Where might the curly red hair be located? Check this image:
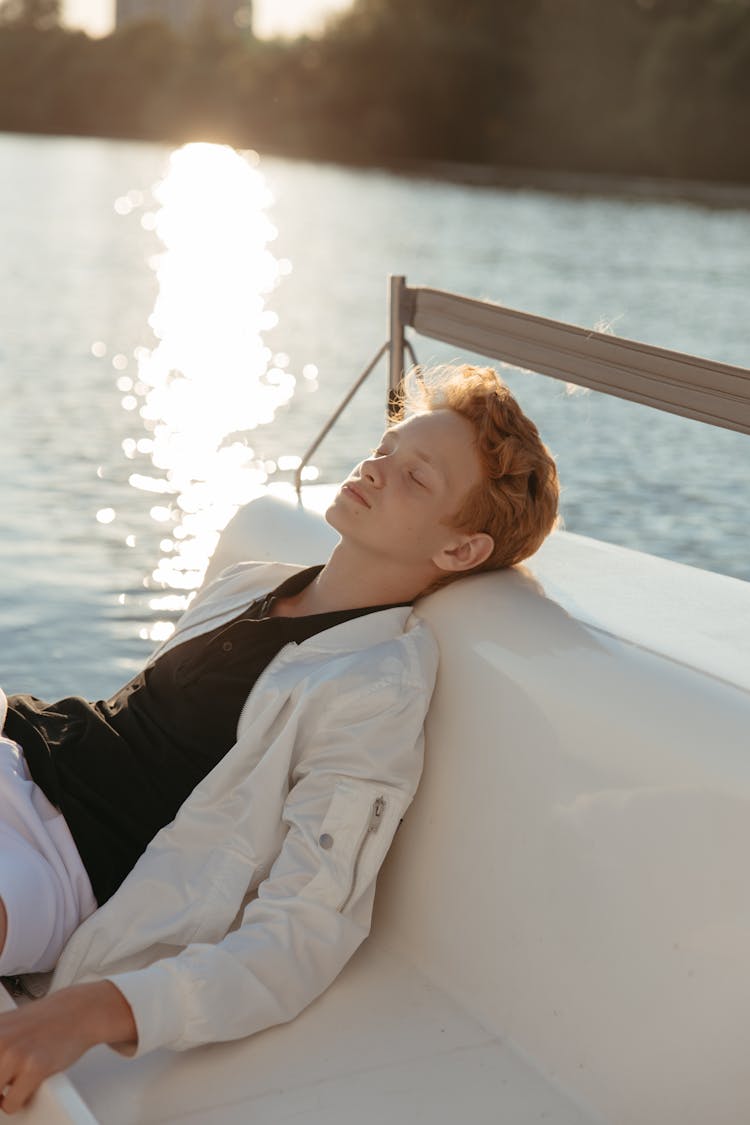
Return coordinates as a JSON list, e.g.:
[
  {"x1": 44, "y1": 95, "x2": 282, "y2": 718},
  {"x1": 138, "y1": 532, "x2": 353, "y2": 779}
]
[{"x1": 393, "y1": 363, "x2": 561, "y2": 591}]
